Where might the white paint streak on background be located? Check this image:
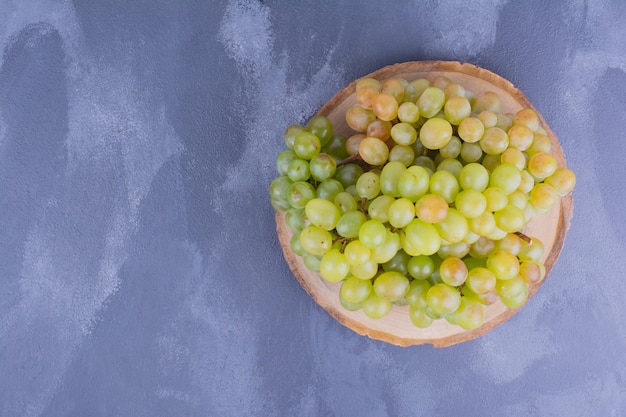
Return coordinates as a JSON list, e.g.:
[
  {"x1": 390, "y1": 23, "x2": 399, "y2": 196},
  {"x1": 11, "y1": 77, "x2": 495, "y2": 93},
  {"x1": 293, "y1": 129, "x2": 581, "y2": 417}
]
[{"x1": 0, "y1": 1, "x2": 182, "y2": 415}]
